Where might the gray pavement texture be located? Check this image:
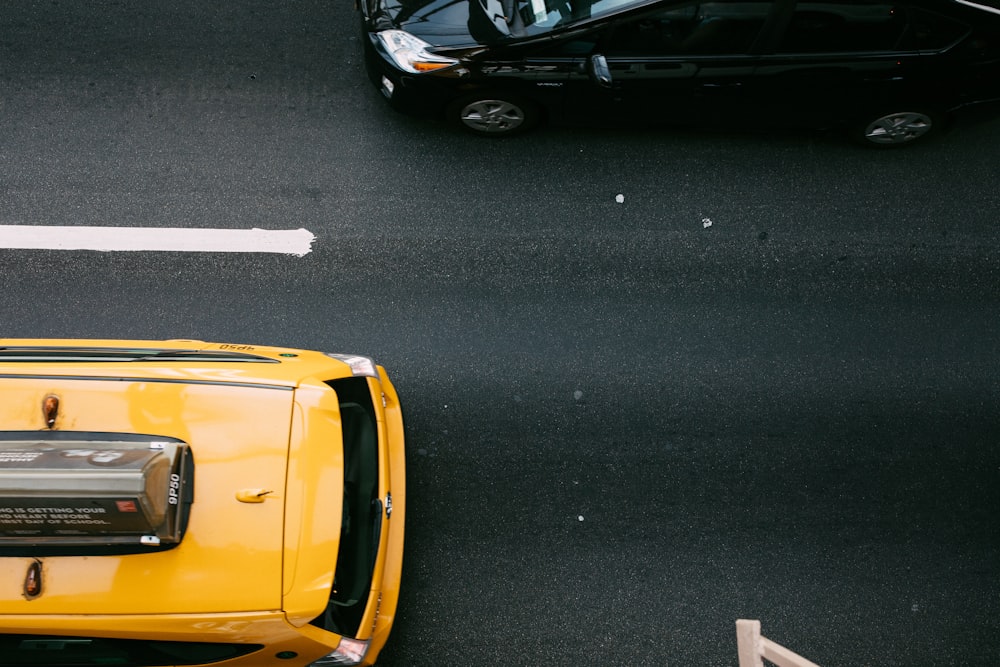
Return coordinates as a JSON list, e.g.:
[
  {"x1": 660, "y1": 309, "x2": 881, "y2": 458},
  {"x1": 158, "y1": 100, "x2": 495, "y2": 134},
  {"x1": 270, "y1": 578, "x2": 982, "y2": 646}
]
[{"x1": 1, "y1": 1, "x2": 999, "y2": 665}]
